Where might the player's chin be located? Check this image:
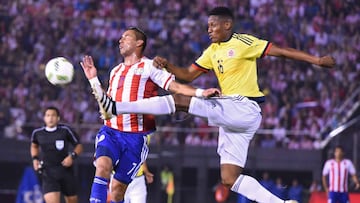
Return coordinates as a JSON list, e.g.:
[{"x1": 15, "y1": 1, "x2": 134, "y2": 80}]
[{"x1": 210, "y1": 37, "x2": 219, "y2": 43}]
